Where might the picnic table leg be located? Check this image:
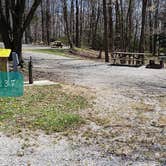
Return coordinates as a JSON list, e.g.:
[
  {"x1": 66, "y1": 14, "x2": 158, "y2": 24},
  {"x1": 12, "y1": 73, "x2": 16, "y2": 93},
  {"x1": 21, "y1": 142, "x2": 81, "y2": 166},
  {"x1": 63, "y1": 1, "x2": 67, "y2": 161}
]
[
  {"x1": 142, "y1": 55, "x2": 144, "y2": 65},
  {"x1": 132, "y1": 55, "x2": 135, "y2": 65},
  {"x1": 128, "y1": 55, "x2": 131, "y2": 65}
]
